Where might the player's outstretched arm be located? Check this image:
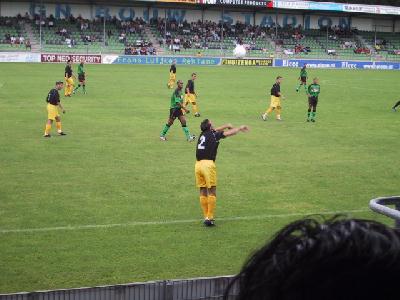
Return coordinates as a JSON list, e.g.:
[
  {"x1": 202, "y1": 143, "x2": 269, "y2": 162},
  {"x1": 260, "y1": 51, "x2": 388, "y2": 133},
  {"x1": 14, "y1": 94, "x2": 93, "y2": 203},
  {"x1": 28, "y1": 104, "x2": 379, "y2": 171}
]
[
  {"x1": 214, "y1": 123, "x2": 233, "y2": 132},
  {"x1": 223, "y1": 125, "x2": 249, "y2": 137}
]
